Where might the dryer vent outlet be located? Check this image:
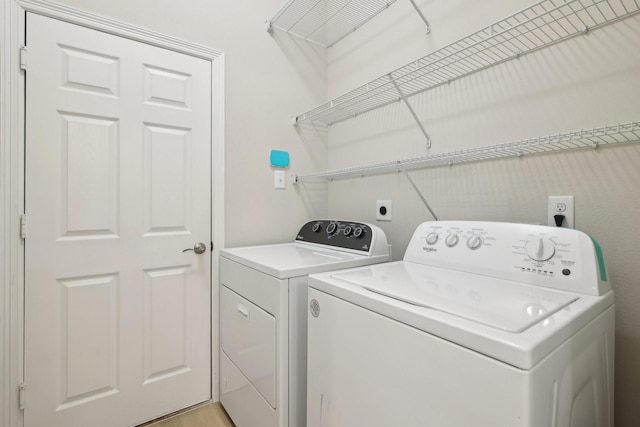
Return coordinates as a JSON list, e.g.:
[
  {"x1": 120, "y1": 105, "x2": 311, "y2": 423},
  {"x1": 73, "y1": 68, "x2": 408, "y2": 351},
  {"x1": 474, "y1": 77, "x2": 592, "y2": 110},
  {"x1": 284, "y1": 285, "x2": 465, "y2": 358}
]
[{"x1": 376, "y1": 200, "x2": 392, "y2": 221}]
